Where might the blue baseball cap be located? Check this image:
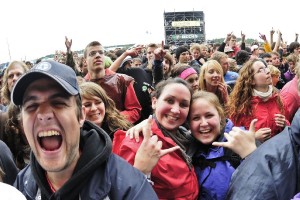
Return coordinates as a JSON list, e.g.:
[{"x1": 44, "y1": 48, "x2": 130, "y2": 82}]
[{"x1": 12, "y1": 60, "x2": 79, "y2": 106}]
